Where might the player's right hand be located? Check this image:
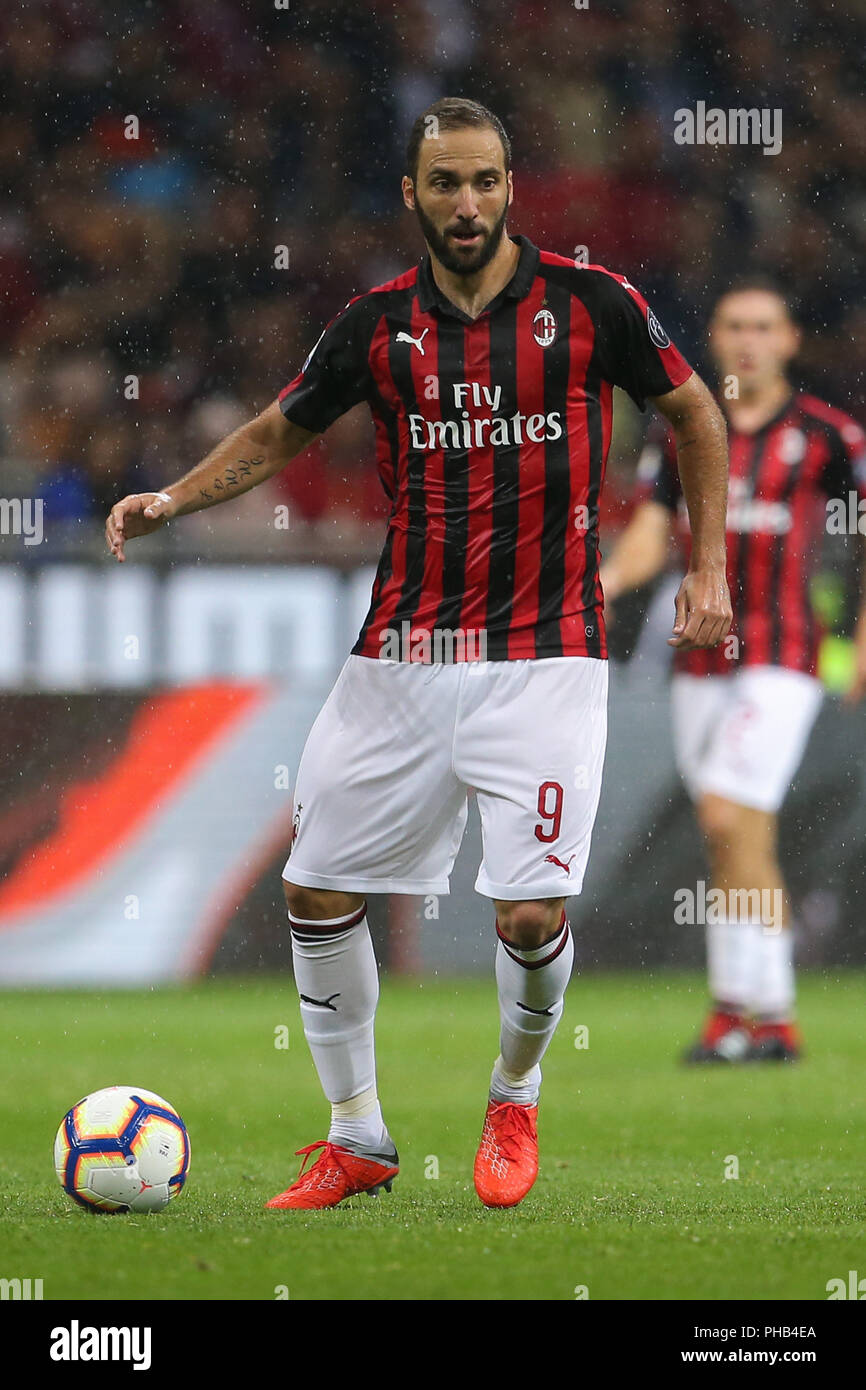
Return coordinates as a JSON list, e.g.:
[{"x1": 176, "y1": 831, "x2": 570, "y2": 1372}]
[
  {"x1": 668, "y1": 564, "x2": 732, "y2": 650},
  {"x1": 105, "y1": 492, "x2": 176, "y2": 563}
]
